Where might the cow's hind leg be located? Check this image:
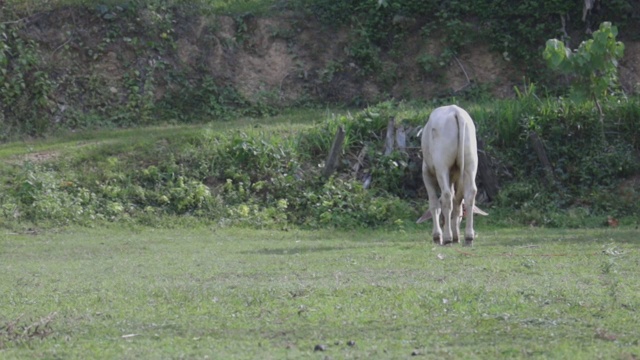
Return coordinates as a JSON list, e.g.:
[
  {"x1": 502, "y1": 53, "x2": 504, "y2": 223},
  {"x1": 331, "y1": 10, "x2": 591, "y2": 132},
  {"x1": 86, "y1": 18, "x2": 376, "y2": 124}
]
[
  {"x1": 437, "y1": 173, "x2": 454, "y2": 245},
  {"x1": 422, "y1": 164, "x2": 442, "y2": 244},
  {"x1": 451, "y1": 184, "x2": 464, "y2": 243},
  {"x1": 463, "y1": 178, "x2": 478, "y2": 246}
]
